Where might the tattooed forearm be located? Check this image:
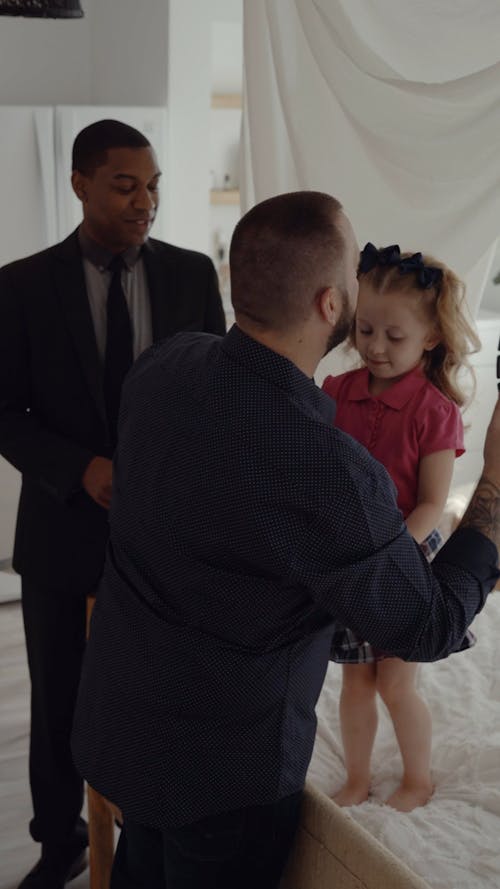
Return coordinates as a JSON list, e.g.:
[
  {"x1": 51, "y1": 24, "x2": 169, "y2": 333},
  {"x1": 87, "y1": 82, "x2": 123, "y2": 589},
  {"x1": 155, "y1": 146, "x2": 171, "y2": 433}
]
[{"x1": 460, "y1": 475, "x2": 500, "y2": 549}]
